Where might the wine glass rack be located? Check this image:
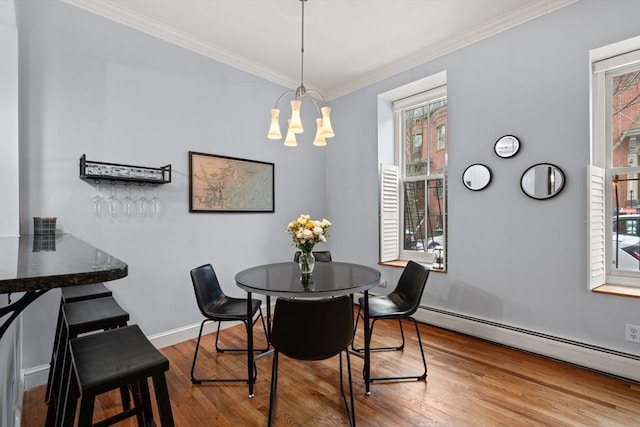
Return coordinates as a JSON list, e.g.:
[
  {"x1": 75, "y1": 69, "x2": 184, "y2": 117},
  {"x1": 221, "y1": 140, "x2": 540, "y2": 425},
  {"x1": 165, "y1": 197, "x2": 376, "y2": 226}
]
[{"x1": 79, "y1": 154, "x2": 171, "y2": 185}]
